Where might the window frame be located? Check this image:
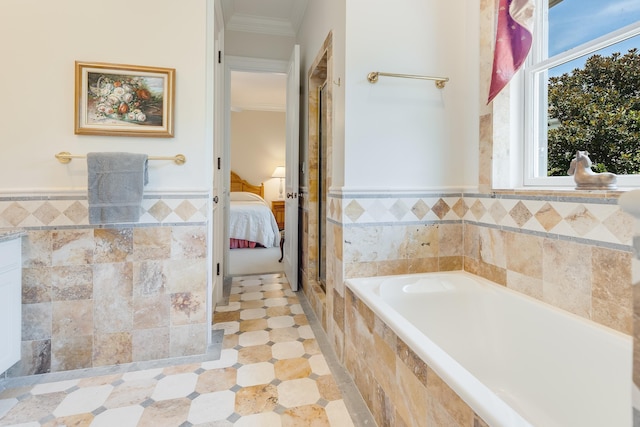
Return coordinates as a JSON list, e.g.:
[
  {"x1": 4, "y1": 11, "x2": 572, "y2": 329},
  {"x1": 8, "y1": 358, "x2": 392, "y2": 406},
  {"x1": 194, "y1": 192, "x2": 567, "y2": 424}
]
[{"x1": 523, "y1": 2, "x2": 640, "y2": 188}]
